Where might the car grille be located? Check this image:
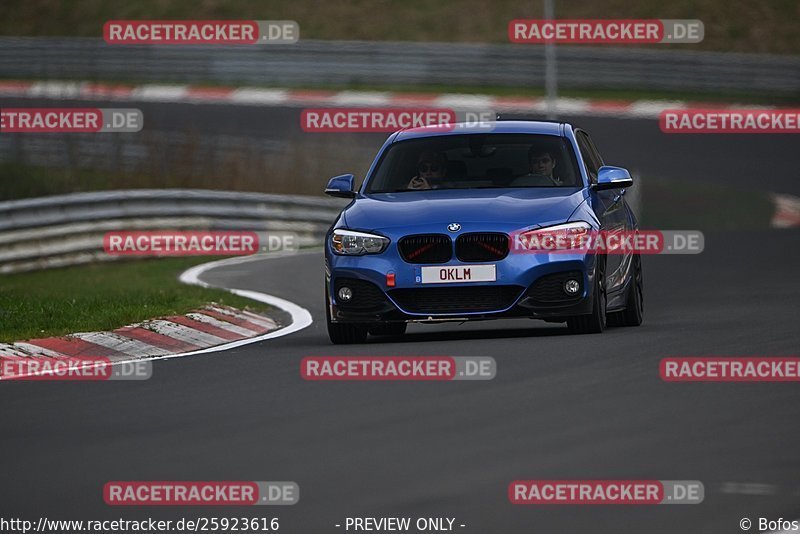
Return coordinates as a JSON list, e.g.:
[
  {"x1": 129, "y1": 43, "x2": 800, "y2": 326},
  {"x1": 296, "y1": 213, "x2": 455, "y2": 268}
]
[
  {"x1": 398, "y1": 234, "x2": 452, "y2": 264},
  {"x1": 455, "y1": 233, "x2": 509, "y2": 262},
  {"x1": 389, "y1": 285, "x2": 524, "y2": 314},
  {"x1": 527, "y1": 271, "x2": 583, "y2": 304},
  {"x1": 334, "y1": 278, "x2": 390, "y2": 311}
]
